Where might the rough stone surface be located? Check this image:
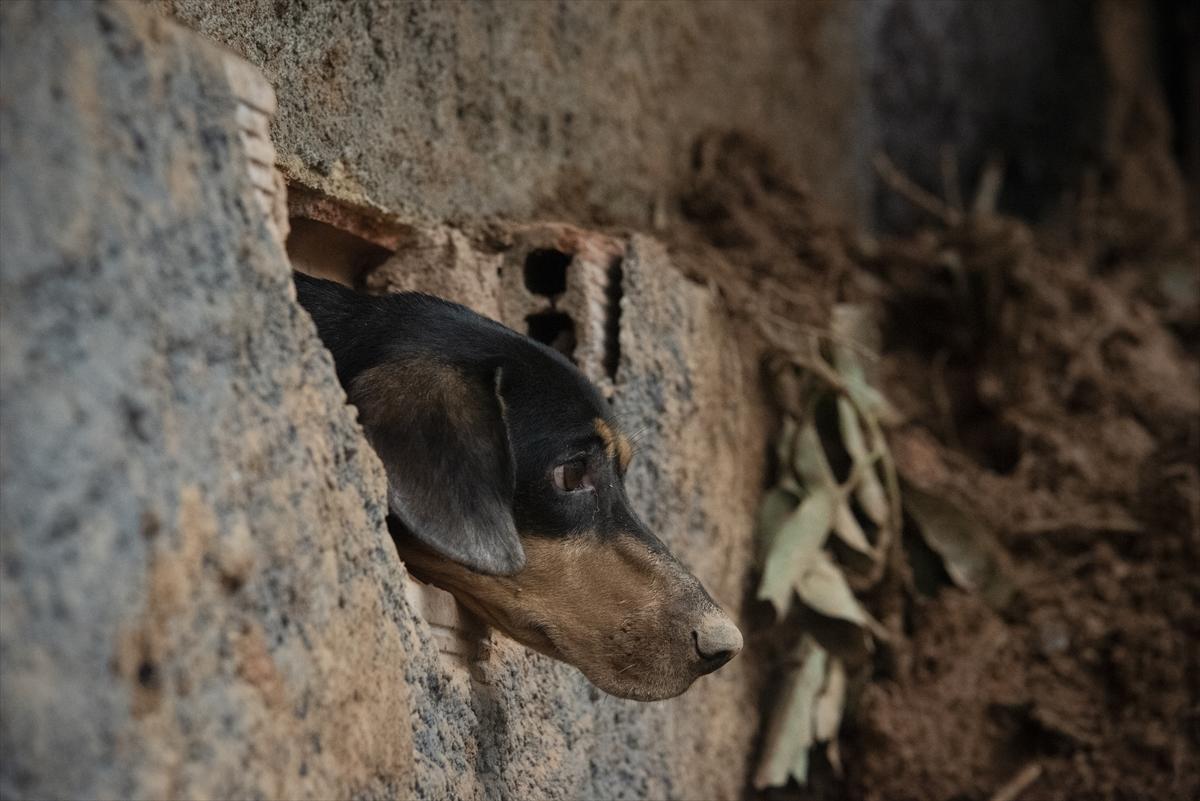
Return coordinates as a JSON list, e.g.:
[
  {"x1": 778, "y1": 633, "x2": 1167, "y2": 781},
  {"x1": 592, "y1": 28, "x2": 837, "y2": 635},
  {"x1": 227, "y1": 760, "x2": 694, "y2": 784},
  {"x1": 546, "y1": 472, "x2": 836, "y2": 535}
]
[
  {"x1": 0, "y1": 4, "x2": 430, "y2": 798},
  {"x1": 158, "y1": 0, "x2": 1140, "y2": 237},
  {"x1": 365, "y1": 226, "x2": 504, "y2": 322},
  {"x1": 158, "y1": 0, "x2": 866, "y2": 227}
]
